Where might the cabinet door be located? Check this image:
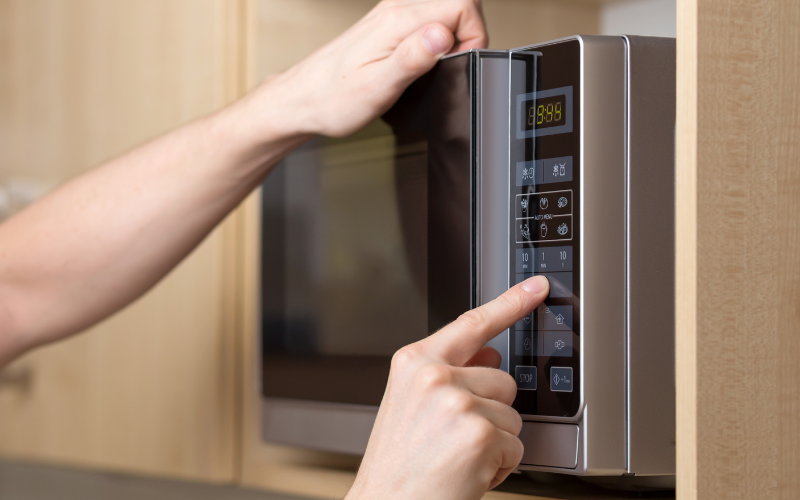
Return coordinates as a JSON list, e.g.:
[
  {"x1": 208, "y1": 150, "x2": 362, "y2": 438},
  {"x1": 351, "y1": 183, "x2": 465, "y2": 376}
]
[{"x1": 0, "y1": 0, "x2": 244, "y2": 482}]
